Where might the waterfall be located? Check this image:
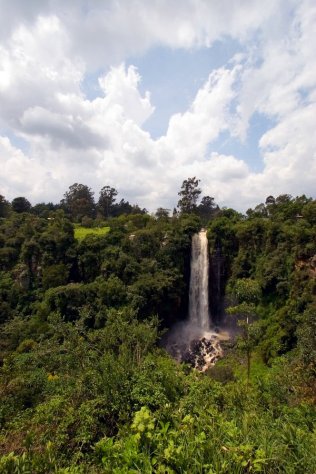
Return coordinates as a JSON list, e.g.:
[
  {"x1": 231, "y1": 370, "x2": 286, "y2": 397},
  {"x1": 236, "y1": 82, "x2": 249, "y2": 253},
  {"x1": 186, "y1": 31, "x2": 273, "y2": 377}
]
[
  {"x1": 163, "y1": 229, "x2": 228, "y2": 371},
  {"x1": 188, "y1": 230, "x2": 210, "y2": 331}
]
